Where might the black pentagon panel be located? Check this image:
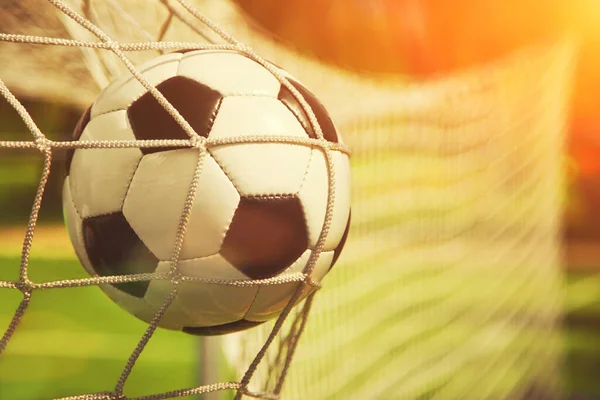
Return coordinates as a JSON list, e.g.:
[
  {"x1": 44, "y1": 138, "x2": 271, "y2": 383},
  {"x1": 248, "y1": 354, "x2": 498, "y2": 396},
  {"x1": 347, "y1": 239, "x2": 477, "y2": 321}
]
[
  {"x1": 127, "y1": 76, "x2": 223, "y2": 154},
  {"x1": 331, "y1": 210, "x2": 351, "y2": 270},
  {"x1": 183, "y1": 319, "x2": 265, "y2": 336},
  {"x1": 82, "y1": 211, "x2": 158, "y2": 298},
  {"x1": 65, "y1": 106, "x2": 92, "y2": 175},
  {"x1": 221, "y1": 196, "x2": 308, "y2": 280},
  {"x1": 277, "y1": 77, "x2": 339, "y2": 143}
]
